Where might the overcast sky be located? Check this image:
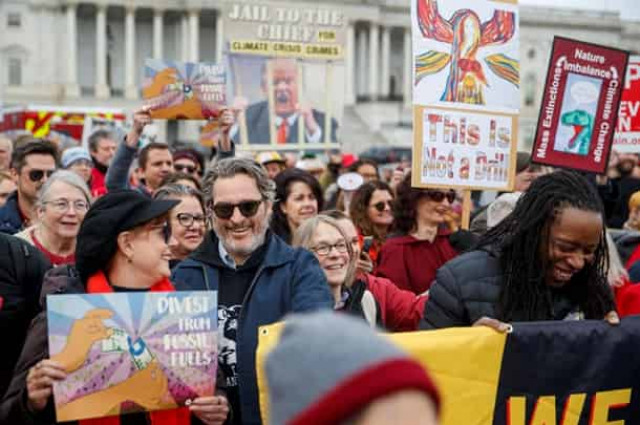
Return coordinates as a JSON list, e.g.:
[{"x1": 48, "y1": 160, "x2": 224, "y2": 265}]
[{"x1": 519, "y1": 0, "x2": 640, "y2": 21}]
